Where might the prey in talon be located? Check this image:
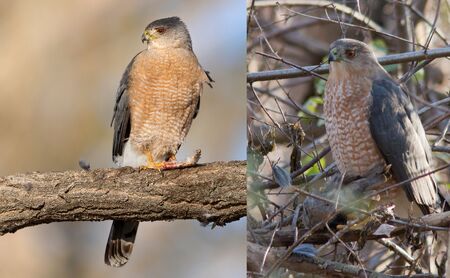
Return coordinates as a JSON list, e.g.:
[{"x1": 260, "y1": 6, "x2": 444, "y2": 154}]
[{"x1": 143, "y1": 149, "x2": 202, "y2": 171}]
